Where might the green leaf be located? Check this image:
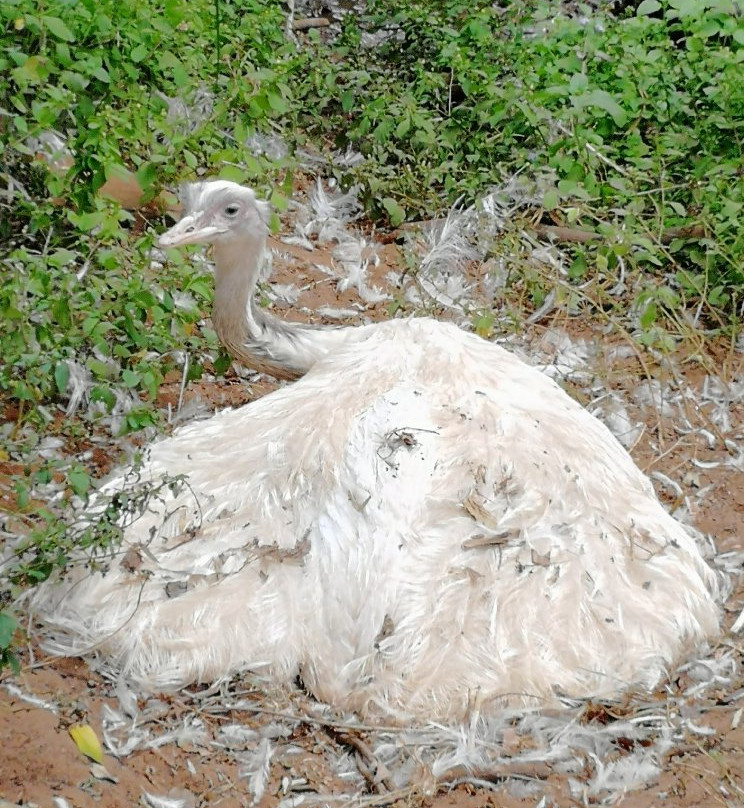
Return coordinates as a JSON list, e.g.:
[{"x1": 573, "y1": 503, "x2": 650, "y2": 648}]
[
  {"x1": 640, "y1": 301, "x2": 657, "y2": 330},
  {"x1": 121, "y1": 369, "x2": 141, "y2": 387},
  {"x1": 213, "y1": 352, "x2": 232, "y2": 376},
  {"x1": 0, "y1": 612, "x2": 17, "y2": 648},
  {"x1": 47, "y1": 249, "x2": 77, "y2": 268},
  {"x1": 573, "y1": 90, "x2": 627, "y2": 125},
  {"x1": 381, "y1": 197, "x2": 406, "y2": 227},
  {"x1": 395, "y1": 116, "x2": 411, "y2": 138},
  {"x1": 67, "y1": 470, "x2": 91, "y2": 498},
  {"x1": 270, "y1": 189, "x2": 288, "y2": 211},
  {"x1": 54, "y1": 362, "x2": 69, "y2": 394},
  {"x1": 61, "y1": 70, "x2": 88, "y2": 93},
  {"x1": 472, "y1": 312, "x2": 494, "y2": 338},
  {"x1": 139, "y1": 370, "x2": 159, "y2": 398},
  {"x1": 266, "y1": 91, "x2": 288, "y2": 113},
  {"x1": 131, "y1": 43, "x2": 149, "y2": 63},
  {"x1": 667, "y1": 0, "x2": 699, "y2": 17},
  {"x1": 636, "y1": 0, "x2": 661, "y2": 14},
  {"x1": 135, "y1": 162, "x2": 158, "y2": 192},
  {"x1": 42, "y1": 16, "x2": 75, "y2": 42},
  {"x1": 172, "y1": 61, "x2": 189, "y2": 88},
  {"x1": 340, "y1": 89, "x2": 354, "y2": 113},
  {"x1": 218, "y1": 165, "x2": 247, "y2": 183},
  {"x1": 68, "y1": 209, "x2": 105, "y2": 232},
  {"x1": 164, "y1": 0, "x2": 185, "y2": 25},
  {"x1": 86, "y1": 357, "x2": 114, "y2": 379},
  {"x1": 543, "y1": 189, "x2": 560, "y2": 211}
]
